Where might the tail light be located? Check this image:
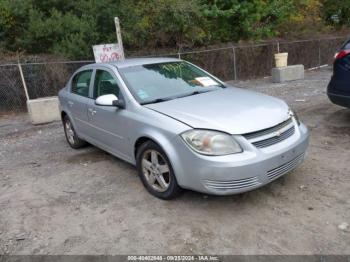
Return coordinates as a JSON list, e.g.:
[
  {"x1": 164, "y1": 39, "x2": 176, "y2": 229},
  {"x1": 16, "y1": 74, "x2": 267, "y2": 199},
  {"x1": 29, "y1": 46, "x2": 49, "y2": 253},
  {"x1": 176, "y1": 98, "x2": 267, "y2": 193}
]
[{"x1": 334, "y1": 49, "x2": 350, "y2": 60}]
